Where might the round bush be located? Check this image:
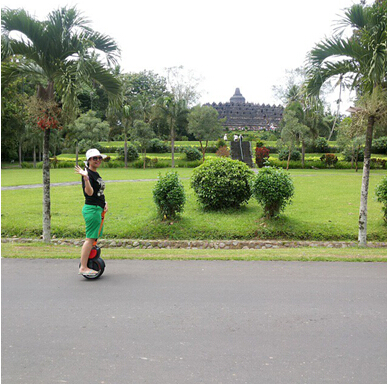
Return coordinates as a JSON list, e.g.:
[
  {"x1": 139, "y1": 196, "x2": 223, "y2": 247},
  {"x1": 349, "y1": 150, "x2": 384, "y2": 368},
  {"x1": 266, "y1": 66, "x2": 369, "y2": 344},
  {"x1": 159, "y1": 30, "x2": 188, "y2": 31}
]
[
  {"x1": 251, "y1": 167, "x2": 294, "y2": 218},
  {"x1": 278, "y1": 148, "x2": 301, "y2": 161},
  {"x1": 184, "y1": 146, "x2": 202, "y2": 161},
  {"x1": 153, "y1": 171, "x2": 186, "y2": 219},
  {"x1": 314, "y1": 137, "x2": 330, "y2": 153},
  {"x1": 191, "y1": 158, "x2": 254, "y2": 210},
  {"x1": 343, "y1": 148, "x2": 364, "y2": 162},
  {"x1": 116, "y1": 144, "x2": 139, "y2": 161},
  {"x1": 375, "y1": 176, "x2": 387, "y2": 222},
  {"x1": 147, "y1": 138, "x2": 169, "y2": 153}
]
